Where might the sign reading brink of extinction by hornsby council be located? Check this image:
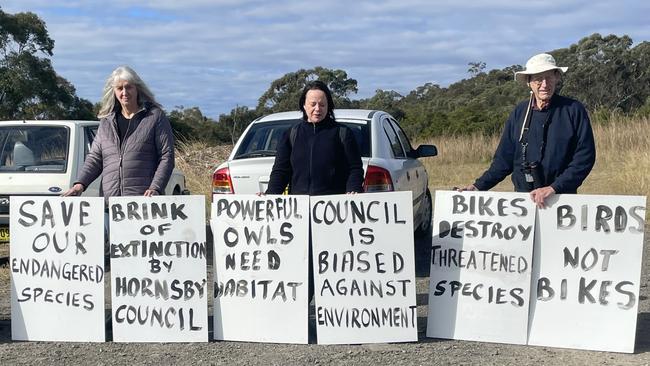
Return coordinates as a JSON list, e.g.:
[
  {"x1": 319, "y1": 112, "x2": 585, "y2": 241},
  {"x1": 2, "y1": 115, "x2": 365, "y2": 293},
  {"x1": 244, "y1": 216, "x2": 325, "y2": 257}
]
[
  {"x1": 211, "y1": 195, "x2": 310, "y2": 344},
  {"x1": 10, "y1": 197, "x2": 105, "y2": 342},
  {"x1": 528, "y1": 194, "x2": 647, "y2": 353},
  {"x1": 427, "y1": 191, "x2": 536, "y2": 345},
  {"x1": 109, "y1": 195, "x2": 208, "y2": 342},
  {"x1": 311, "y1": 191, "x2": 418, "y2": 344}
]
